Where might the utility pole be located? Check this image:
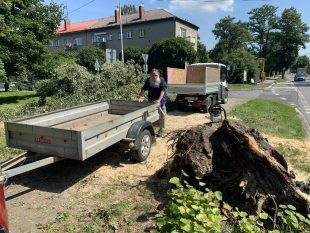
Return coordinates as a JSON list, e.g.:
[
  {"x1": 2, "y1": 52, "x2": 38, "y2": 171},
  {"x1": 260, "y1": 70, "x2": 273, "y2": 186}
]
[{"x1": 119, "y1": 0, "x2": 124, "y2": 62}]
